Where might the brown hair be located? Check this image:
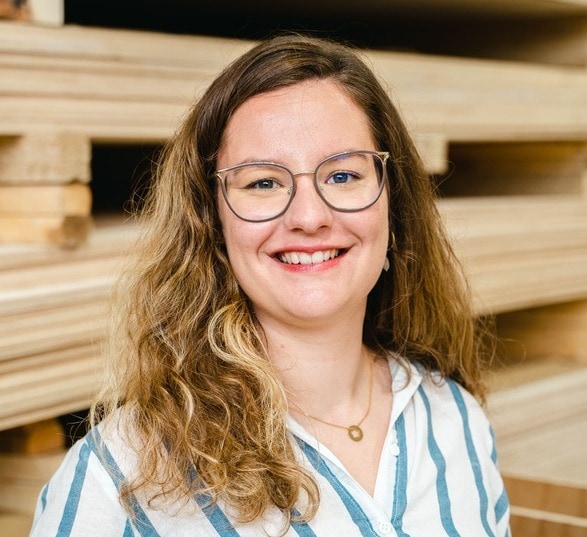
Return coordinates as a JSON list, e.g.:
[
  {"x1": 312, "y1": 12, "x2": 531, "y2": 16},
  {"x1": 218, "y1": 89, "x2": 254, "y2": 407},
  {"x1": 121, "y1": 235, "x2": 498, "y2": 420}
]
[{"x1": 94, "y1": 33, "x2": 492, "y2": 527}]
